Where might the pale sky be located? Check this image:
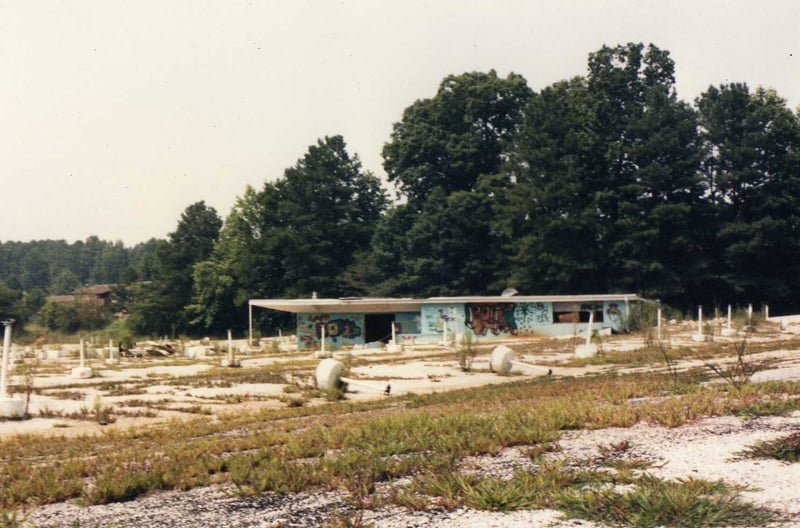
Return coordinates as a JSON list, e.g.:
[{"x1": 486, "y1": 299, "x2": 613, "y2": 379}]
[{"x1": 2, "y1": 0, "x2": 797, "y2": 246}]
